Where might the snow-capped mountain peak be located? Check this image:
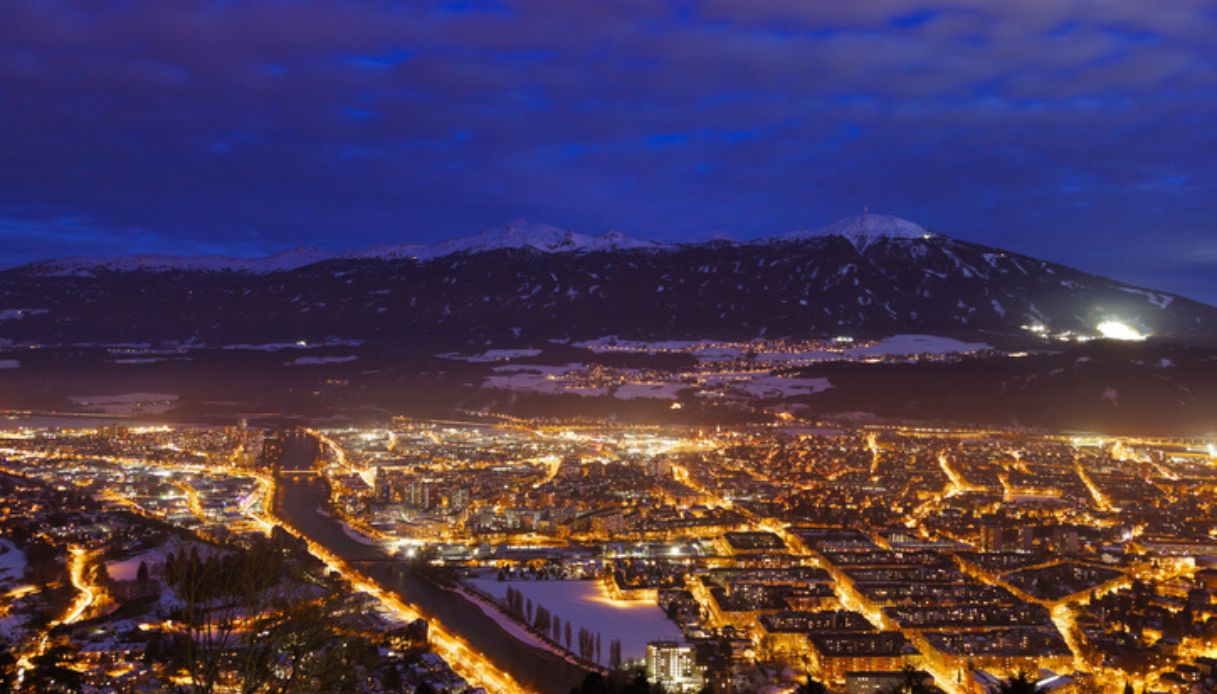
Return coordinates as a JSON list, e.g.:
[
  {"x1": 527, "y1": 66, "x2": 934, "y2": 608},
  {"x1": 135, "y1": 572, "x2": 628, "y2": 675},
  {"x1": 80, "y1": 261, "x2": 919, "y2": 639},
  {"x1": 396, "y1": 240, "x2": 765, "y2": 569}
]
[
  {"x1": 345, "y1": 243, "x2": 430, "y2": 261},
  {"x1": 432, "y1": 220, "x2": 580, "y2": 255},
  {"x1": 781, "y1": 213, "x2": 936, "y2": 251},
  {"x1": 430, "y1": 220, "x2": 664, "y2": 256},
  {"x1": 3, "y1": 214, "x2": 1215, "y2": 350},
  {"x1": 347, "y1": 220, "x2": 666, "y2": 261}
]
